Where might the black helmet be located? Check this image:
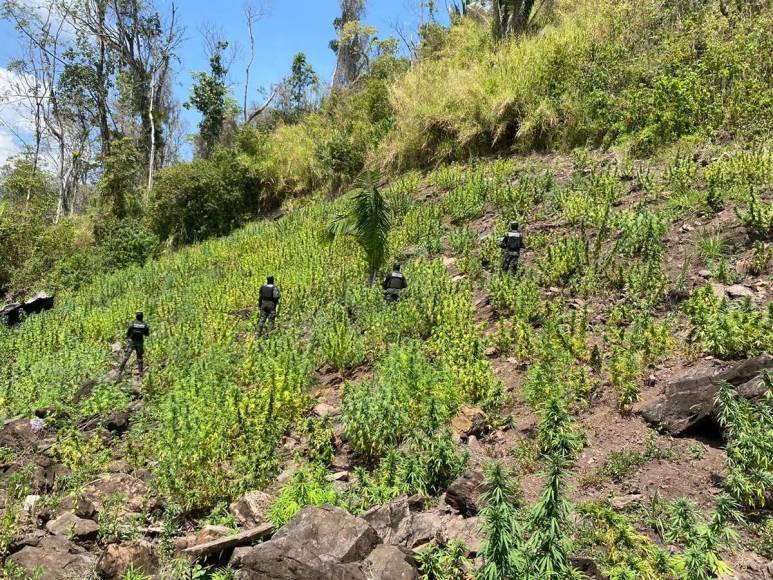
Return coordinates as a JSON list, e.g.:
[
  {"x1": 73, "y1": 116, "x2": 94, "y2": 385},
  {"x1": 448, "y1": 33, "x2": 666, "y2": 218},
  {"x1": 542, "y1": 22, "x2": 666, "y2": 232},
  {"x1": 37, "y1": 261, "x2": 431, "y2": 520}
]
[
  {"x1": 510, "y1": 221, "x2": 519, "y2": 231},
  {"x1": 393, "y1": 263, "x2": 401, "y2": 272},
  {"x1": 136, "y1": 311, "x2": 144, "y2": 321},
  {"x1": 267, "y1": 276, "x2": 274, "y2": 285}
]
